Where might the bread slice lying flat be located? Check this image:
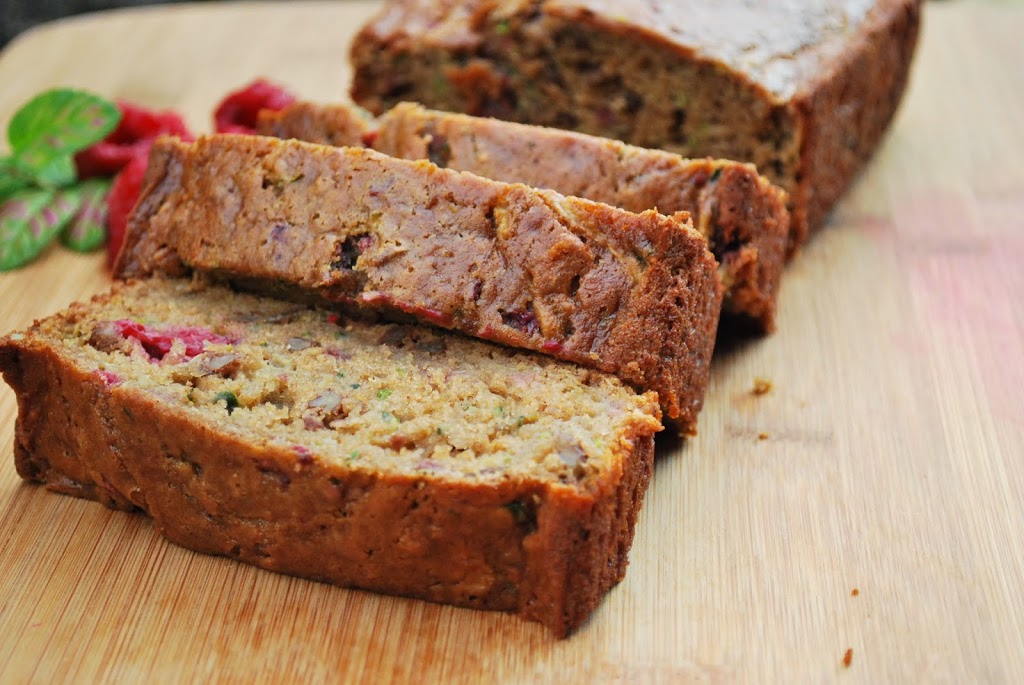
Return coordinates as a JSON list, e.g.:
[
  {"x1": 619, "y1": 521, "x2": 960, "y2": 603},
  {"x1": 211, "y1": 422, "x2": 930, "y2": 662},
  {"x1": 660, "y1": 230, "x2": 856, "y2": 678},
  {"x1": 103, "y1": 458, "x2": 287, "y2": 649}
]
[
  {"x1": 116, "y1": 134, "x2": 722, "y2": 434},
  {"x1": 260, "y1": 101, "x2": 789, "y2": 331},
  {"x1": 0, "y1": 277, "x2": 662, "y2": 636}
]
